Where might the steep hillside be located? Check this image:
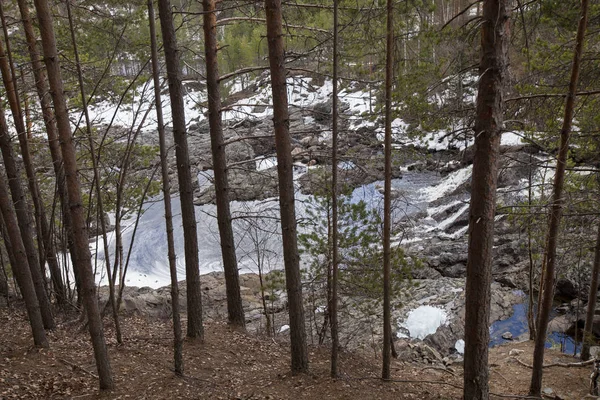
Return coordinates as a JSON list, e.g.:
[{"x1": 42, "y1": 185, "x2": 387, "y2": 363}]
[{"x1": 0, "y1": 305, "x2": 591, "y2": 399}]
